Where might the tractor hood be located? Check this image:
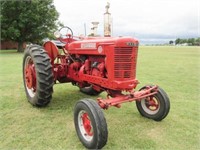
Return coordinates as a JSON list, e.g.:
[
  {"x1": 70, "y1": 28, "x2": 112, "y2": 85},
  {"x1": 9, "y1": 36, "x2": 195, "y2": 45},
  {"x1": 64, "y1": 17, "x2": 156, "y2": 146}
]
[{"x1": 68, "y1": 36, "x2": 139, "y2": 55}]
